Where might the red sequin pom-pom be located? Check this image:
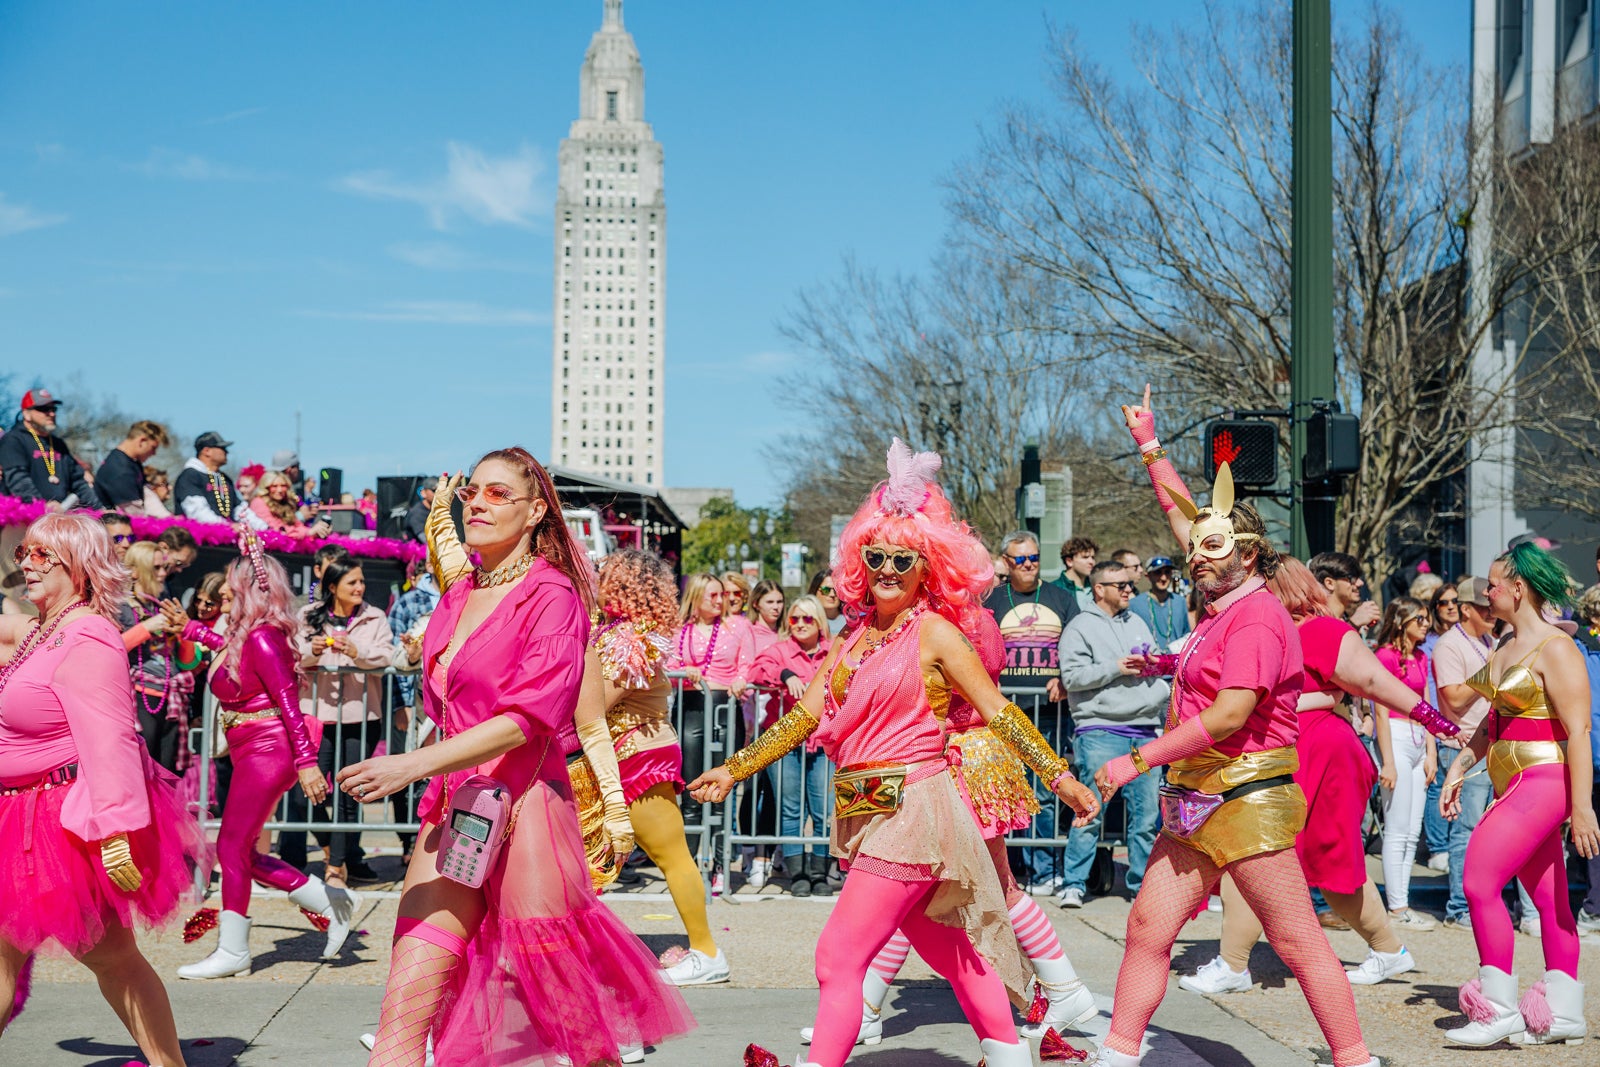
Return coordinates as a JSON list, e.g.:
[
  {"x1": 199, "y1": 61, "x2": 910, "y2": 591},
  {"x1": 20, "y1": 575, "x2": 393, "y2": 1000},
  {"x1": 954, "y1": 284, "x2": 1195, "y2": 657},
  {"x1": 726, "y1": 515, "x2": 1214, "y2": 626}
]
[
  {"x1": 182, "y1": 907, "x2": 219, "y2": 944},
  {"x1": 299, "y1": 906, "x2": 331, "y2": 933},
  {"x1": 742, "y1": 1043, "x2": 783, "y2": 1067},
  {"x1": 1040, "y1": 1027, "x2": 1090, "y2": 1061},
  {"x1": 1026, "y1": 982, "x2": 1050, "y2": 1024}
]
